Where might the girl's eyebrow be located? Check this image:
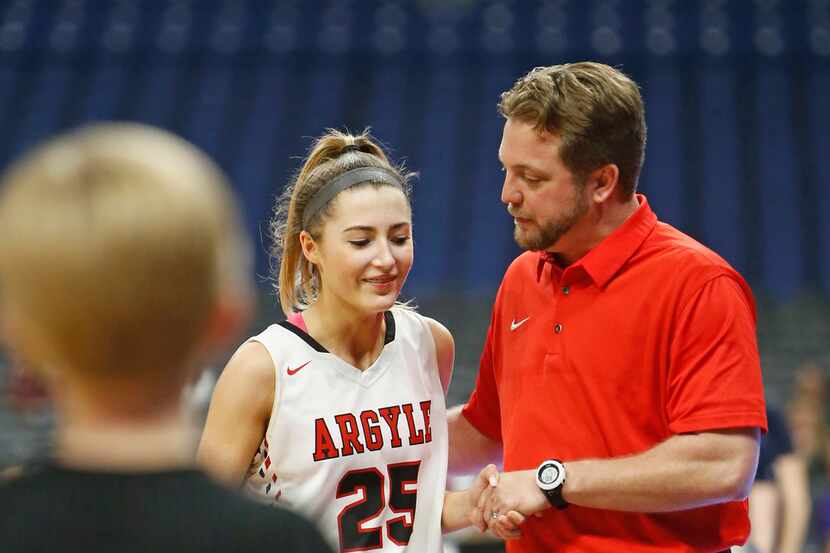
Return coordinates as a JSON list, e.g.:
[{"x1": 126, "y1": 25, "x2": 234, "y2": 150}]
[{"x1": 343, "y1": 222, "x2": 410, "y2": 232}]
